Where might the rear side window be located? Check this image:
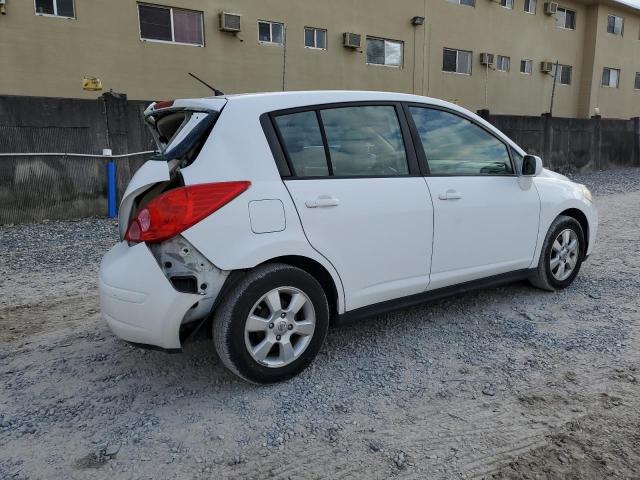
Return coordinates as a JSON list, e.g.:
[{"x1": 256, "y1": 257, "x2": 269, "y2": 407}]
[
  {"x1": 320, "y1": 106, "x2": 408, "y2": 176},
  {"x1": 273, "y1": 112, "x2": 329, "y2": 177},
  {"x1": 409, "y1": 107, "x2": 513, "y2": 176},
  {"x1": 274, "y1": 105, "x2": 409, "y2": 177}
]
